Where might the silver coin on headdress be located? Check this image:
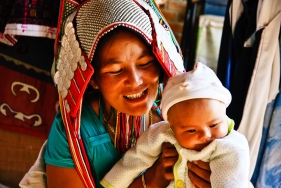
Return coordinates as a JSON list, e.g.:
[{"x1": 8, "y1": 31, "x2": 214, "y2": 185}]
[
  {"x1": 80, "y1": 55, "x2": 87, "y2": 71},
  {"x1": 71, "y1": 61, "x2": 78, "y2": 72},
  {"x1": 61, "y1": 35, "x2": 67, "y2": 47},
  {"x1": 65, "y1": 22, "x2": 73, "y2": 36},
  {"x1": 74, "y1": 47, "x2": 83, "y2": 62}
]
